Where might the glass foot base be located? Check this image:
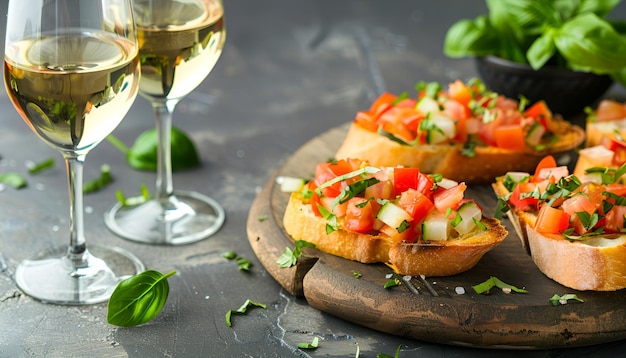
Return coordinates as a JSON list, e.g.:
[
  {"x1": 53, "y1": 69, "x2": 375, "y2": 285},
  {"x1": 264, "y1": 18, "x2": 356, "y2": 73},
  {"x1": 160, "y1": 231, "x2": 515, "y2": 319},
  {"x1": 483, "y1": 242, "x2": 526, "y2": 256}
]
[
  {"x1": 14, "y1": 245, "x2": 144, "y2": 305},
  {"x1": 104, "y1": 190, "x2": 225, "y2": 245}
]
